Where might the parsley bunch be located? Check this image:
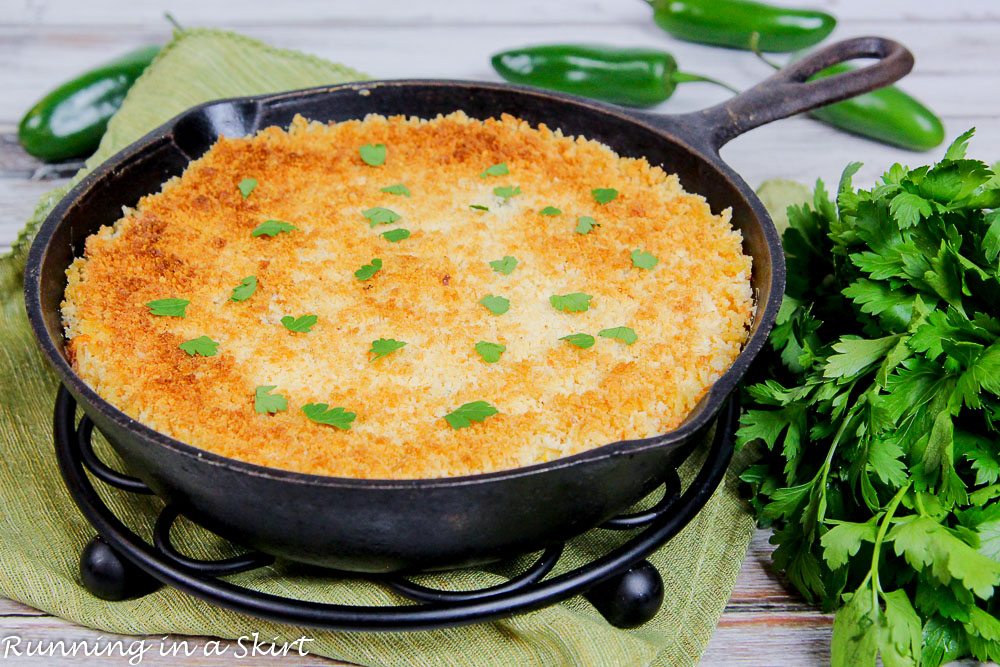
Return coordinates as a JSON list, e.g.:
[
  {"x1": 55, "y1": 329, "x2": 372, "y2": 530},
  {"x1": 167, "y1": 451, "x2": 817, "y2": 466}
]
[{"x1": 737, "y1": 130, "x2": 1000, "y2": 666}]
